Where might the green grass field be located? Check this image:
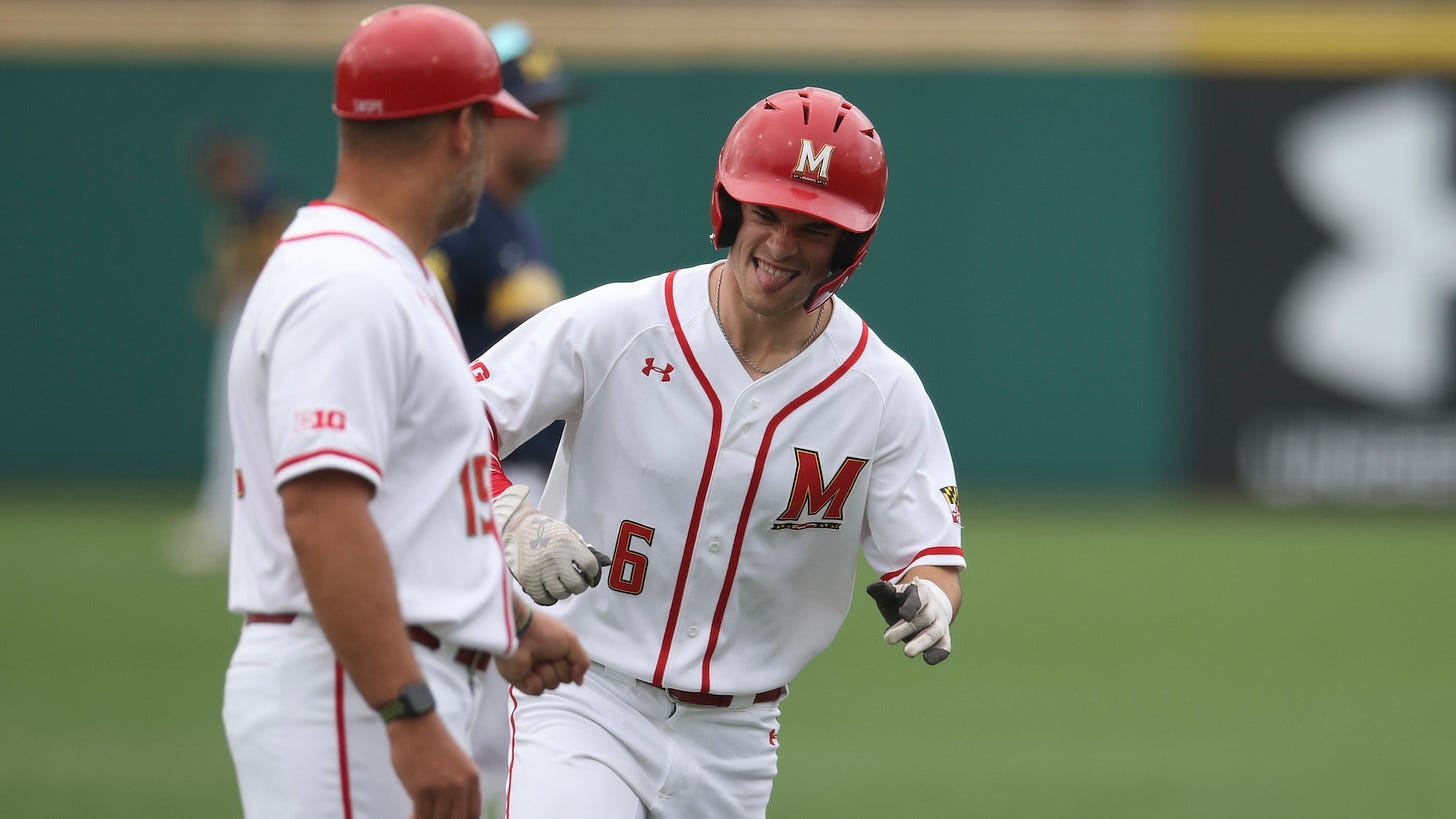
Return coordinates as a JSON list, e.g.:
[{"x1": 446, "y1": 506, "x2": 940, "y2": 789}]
[{"x1": 2, "y1": 489, "x2": 1453, "y2": 817}]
